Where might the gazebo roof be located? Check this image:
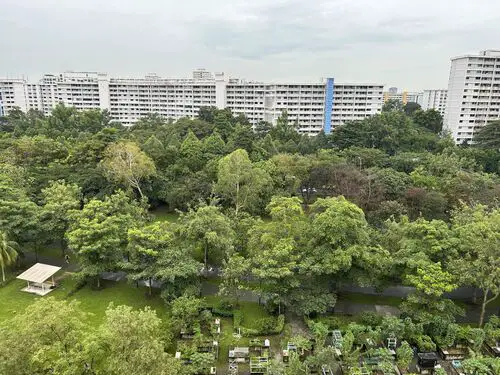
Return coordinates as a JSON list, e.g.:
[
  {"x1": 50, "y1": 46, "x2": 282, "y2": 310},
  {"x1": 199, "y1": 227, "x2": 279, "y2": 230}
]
[{"x1": 17, "y1": 263, "x2": 61, "y2": 283}]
